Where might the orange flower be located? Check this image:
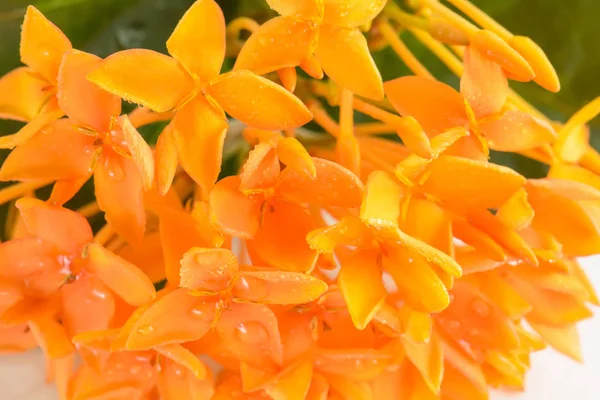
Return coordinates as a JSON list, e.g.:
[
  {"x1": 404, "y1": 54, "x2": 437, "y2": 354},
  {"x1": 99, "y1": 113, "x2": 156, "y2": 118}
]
[
  {"x1": 235, "y1": 0, "x2": 386, "y2": 99},
  {"x1": 87, "y1": 0, "x2": 312, "y2": 194},
  {"x1": 0, "y1": 50, "x2": 154, "y2": 244},
  {"x1": 0, "y1": 6, "x2": 70, "y2": 148},
  {"x1": 385, "y1": 47, "x2": 556, "y2": 160}
]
